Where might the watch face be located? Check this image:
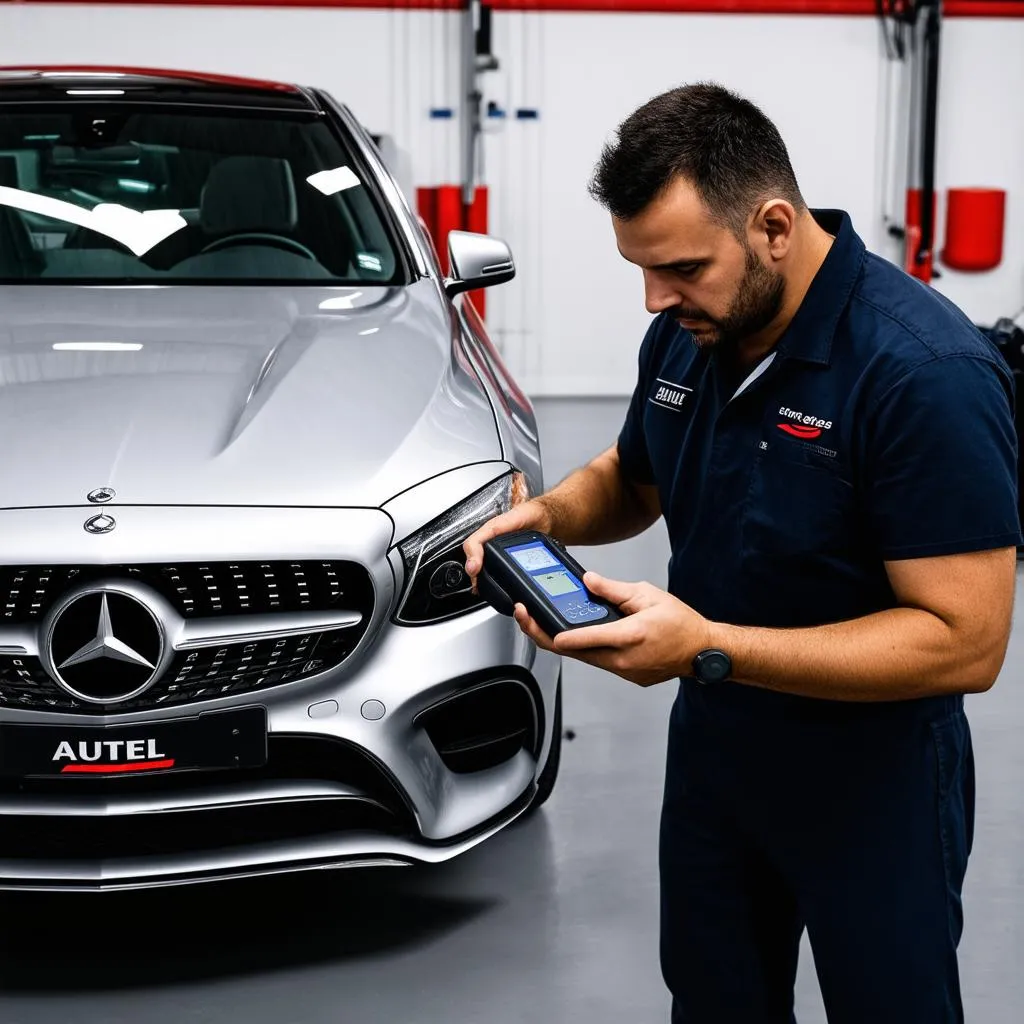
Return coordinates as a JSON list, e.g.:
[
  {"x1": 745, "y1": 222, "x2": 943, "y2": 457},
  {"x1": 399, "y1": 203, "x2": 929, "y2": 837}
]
[{"x1": 697, "y1": 650, "x2": 731, "y2": 683}]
